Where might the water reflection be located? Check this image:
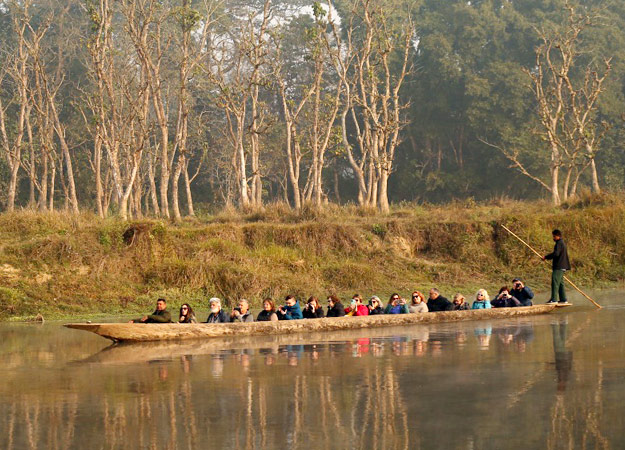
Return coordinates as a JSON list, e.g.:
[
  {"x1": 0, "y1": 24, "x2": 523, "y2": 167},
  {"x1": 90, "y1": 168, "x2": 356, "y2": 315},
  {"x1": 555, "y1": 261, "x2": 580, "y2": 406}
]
[{"x1": 1, "y1": 302, "x2": 625, "y2": 449}]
